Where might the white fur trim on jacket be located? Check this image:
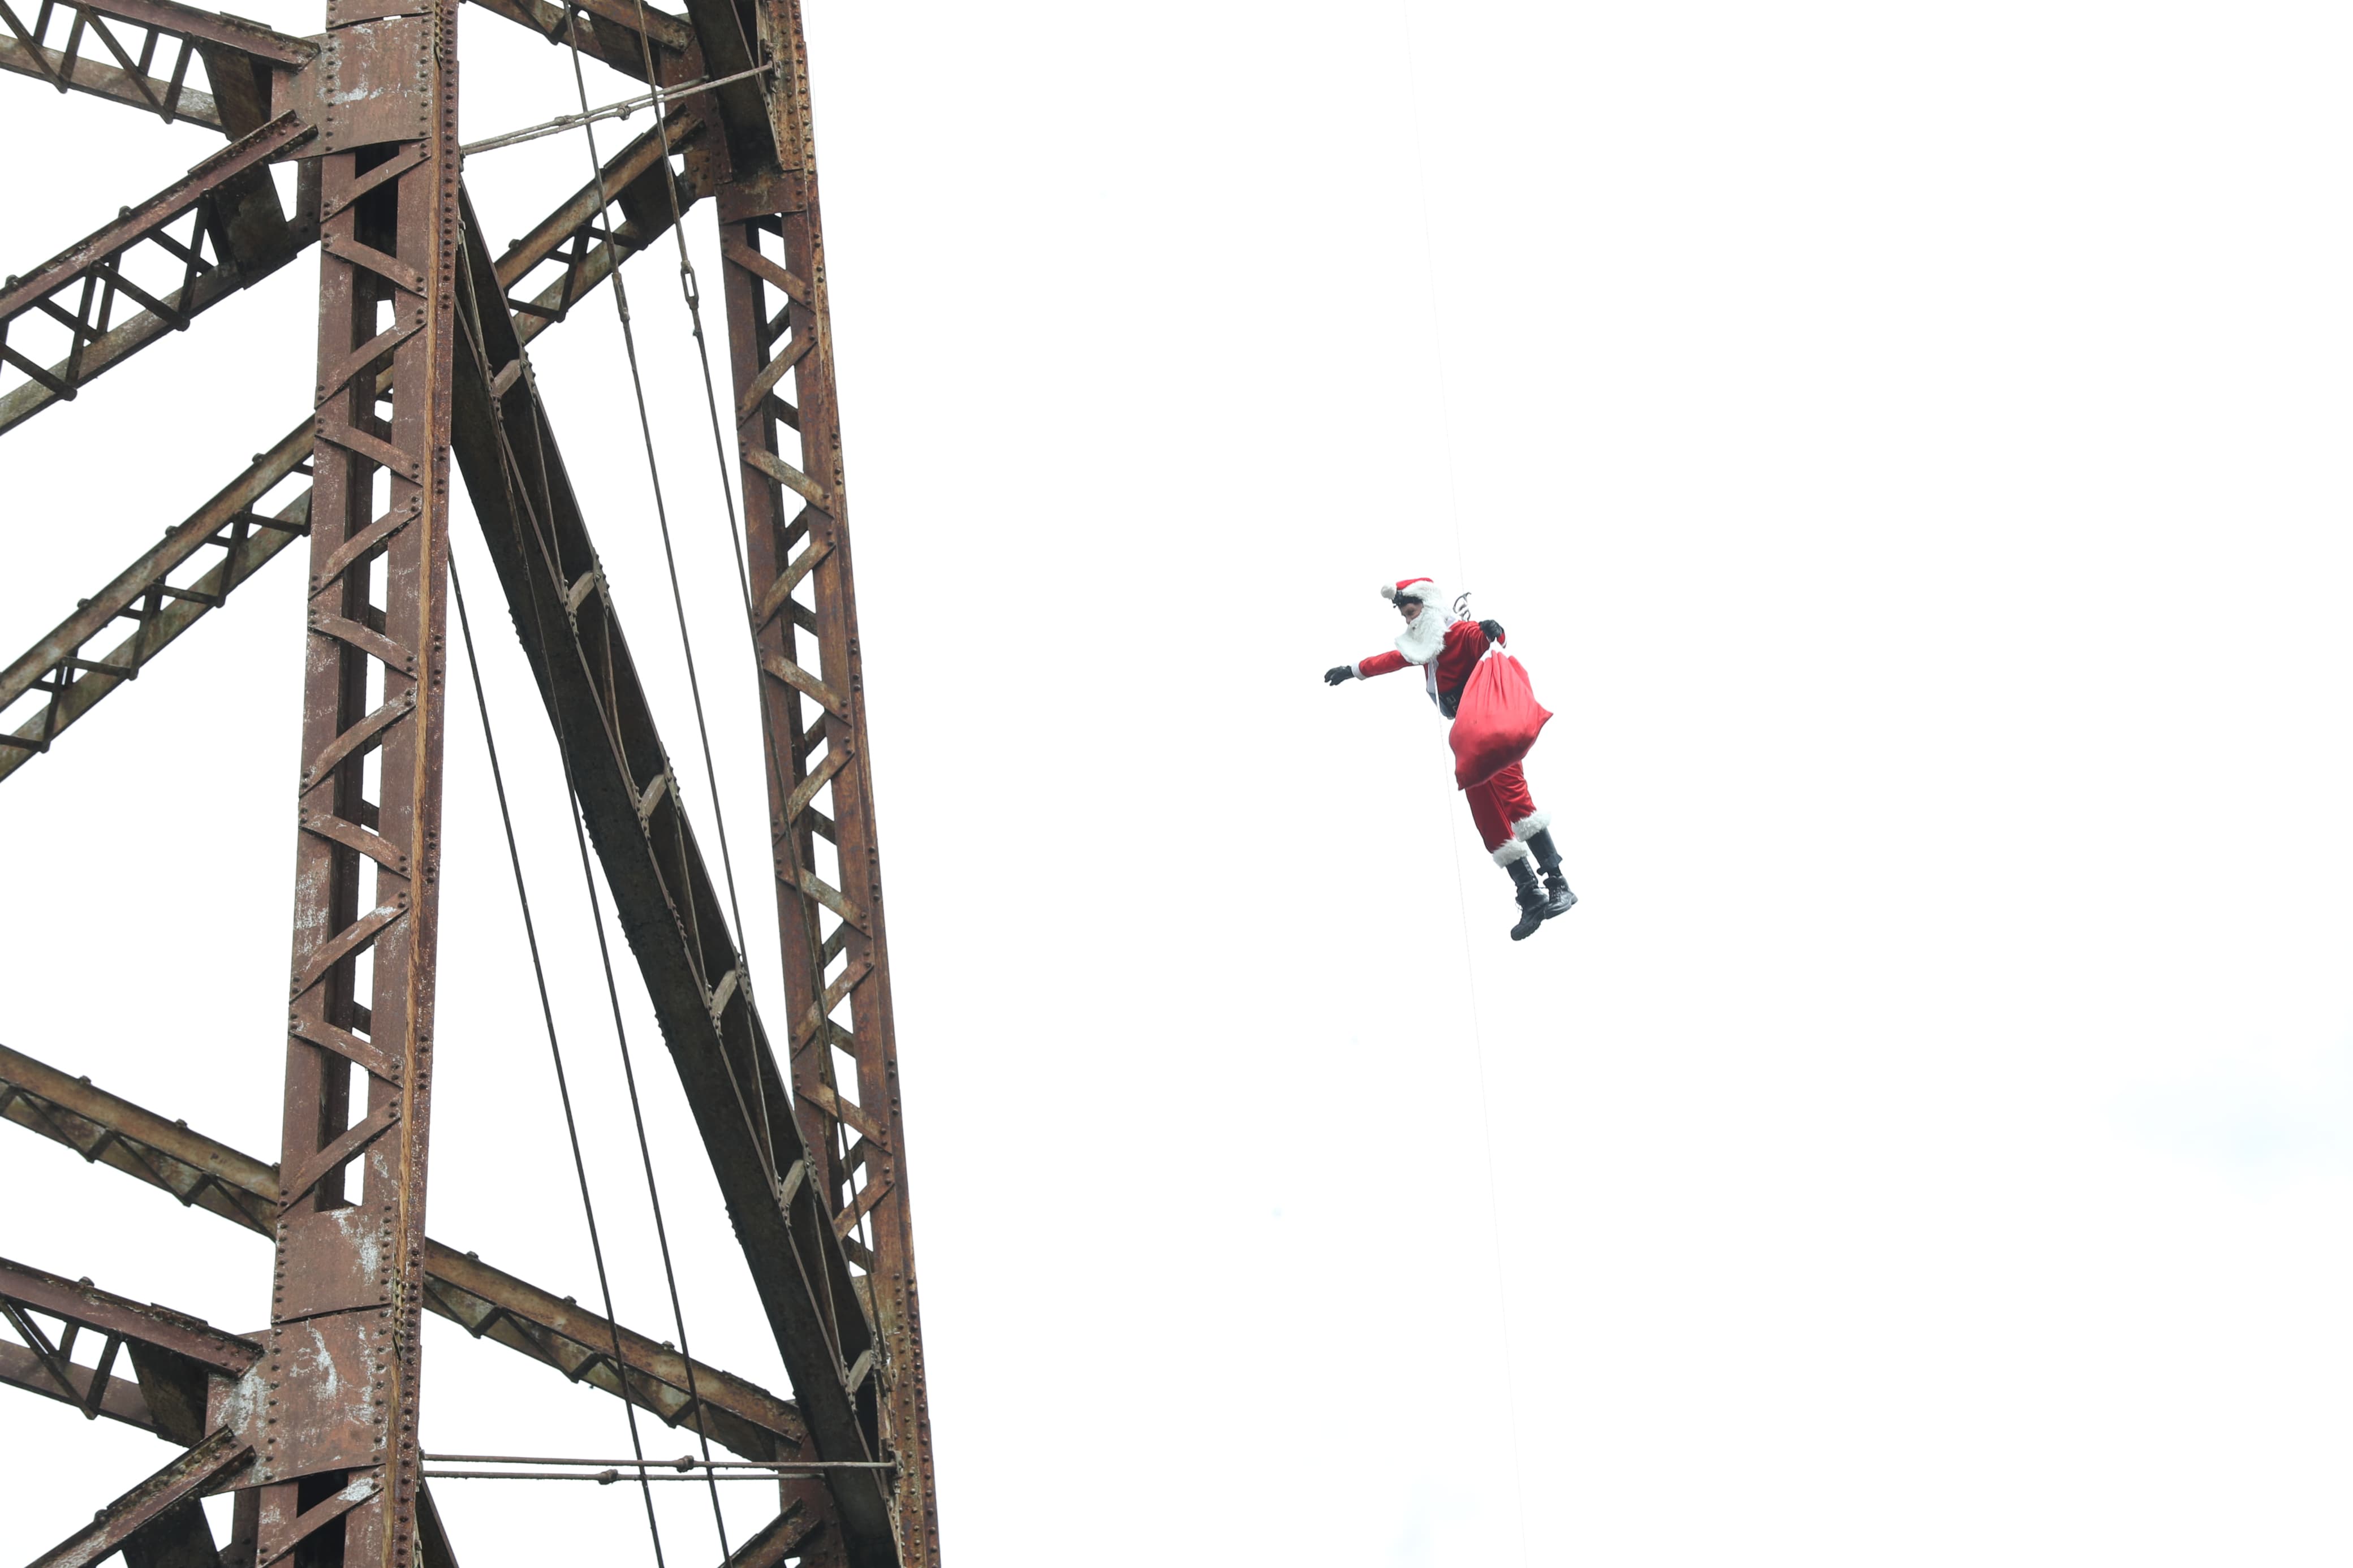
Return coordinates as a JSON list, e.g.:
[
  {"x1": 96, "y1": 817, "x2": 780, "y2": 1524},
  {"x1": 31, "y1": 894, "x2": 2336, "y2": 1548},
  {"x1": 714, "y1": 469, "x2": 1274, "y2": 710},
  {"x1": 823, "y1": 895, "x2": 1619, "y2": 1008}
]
[
  {"x1": 1491, "y1": 838, "x2": 1533, "y2": 867},
  {"x1": 1511, "y1": 811, "x2": 1552, "y2": 841}
]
